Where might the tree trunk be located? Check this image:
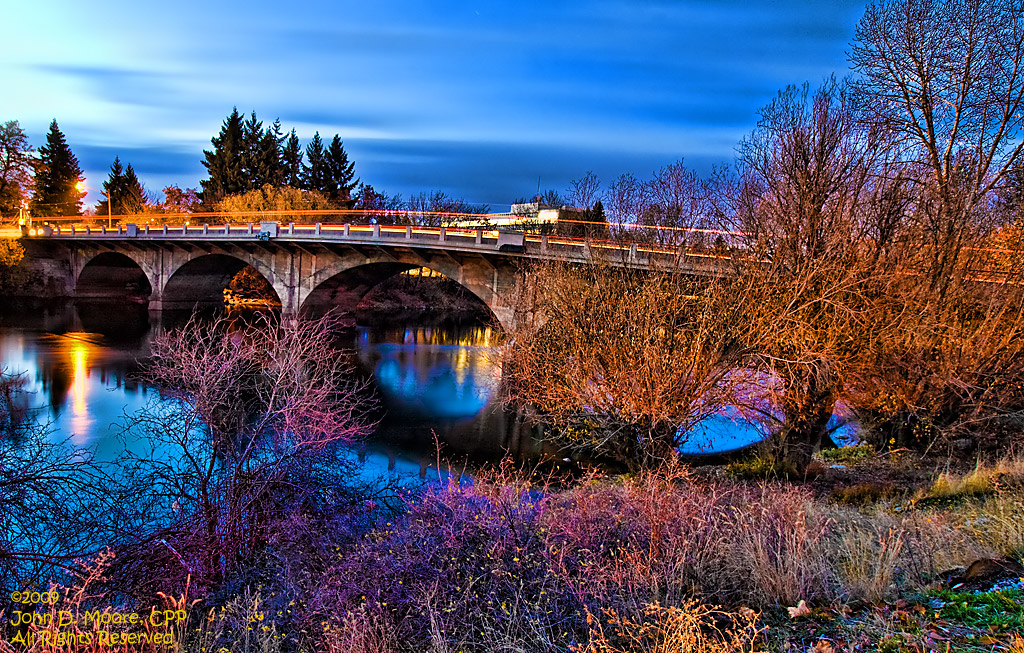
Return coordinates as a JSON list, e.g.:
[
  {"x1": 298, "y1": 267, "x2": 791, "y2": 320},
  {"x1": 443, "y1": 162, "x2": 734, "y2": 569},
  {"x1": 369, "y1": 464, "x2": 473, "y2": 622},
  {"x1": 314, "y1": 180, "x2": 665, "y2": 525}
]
[{"x1": 779, "y1": 363, "x2": 837, "y2": 474}]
